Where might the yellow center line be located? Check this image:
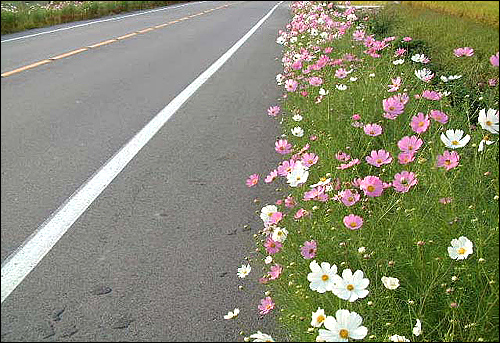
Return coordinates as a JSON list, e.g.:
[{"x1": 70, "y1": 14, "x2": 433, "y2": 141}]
[{"x1": 2, "y1": 3, "x2": 238, "y2": 78}]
